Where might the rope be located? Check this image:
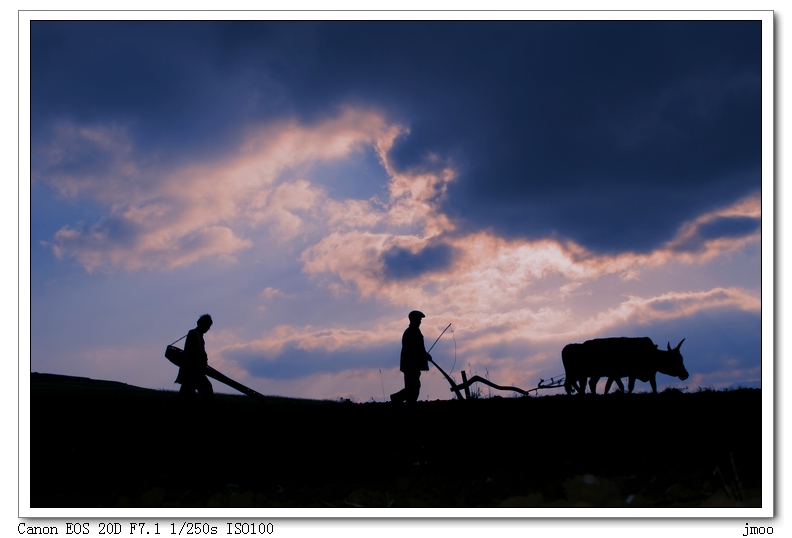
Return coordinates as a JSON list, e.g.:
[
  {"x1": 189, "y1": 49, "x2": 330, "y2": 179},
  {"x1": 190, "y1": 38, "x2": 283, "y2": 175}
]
[{"x1": 168, "y1": 334, "x2": 188, "y2": 347}]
